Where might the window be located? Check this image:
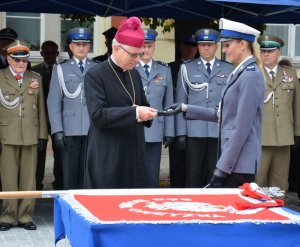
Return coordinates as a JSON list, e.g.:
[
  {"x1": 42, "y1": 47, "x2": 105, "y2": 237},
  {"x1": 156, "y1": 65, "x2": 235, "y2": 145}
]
[
  {"x1": 264, "y1": 24, "x2": 289, "y2": 57},
  {"x1": 6, "y1": 12, "x2": 41, "y2": 51}
]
